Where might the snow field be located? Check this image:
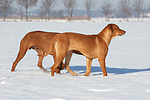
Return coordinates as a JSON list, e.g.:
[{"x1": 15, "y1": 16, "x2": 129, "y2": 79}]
[{"x1": 0, "y1": 21, "x2": 150, "y2": 100}]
